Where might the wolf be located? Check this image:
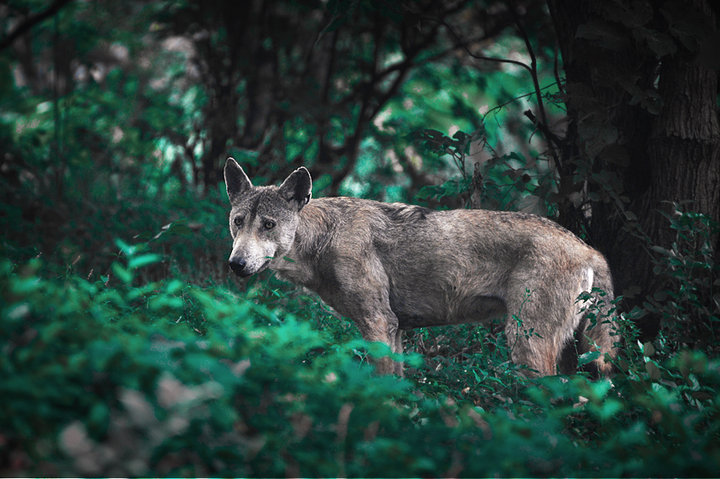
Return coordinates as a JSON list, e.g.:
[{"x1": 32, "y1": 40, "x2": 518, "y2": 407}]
[{"x1": 223, "y1": 157, "x2": 617, "y2": 376}]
